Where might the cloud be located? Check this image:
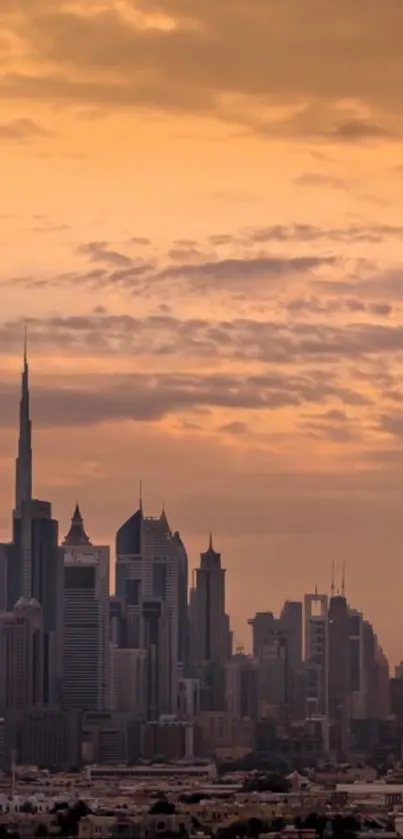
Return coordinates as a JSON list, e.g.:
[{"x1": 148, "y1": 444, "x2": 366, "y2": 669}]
[
  {"x1": 219, "y1": 421, "x2": 247, "y2": 435},
  {"x1": 0, "y1": 368, "x2": 373, "y2": 429},
  {"x1": 21, "y1": 249, "x2": 335, "y2": 296},
  {"x1": 76, "y1": 240, "x2": 133, "y2": 267},
  {"x1": 248, "y1": 223, "x2": 403, "y2": 245},
  {"x1": 330, "y1": 118, "x2": 397, "y2": 142},
  {"x1": 2, "y1": 1, "x2": 403, "y2": 139},
  {"x1": 378, "y1": 412, "x2": 403, "y2": 438},
  {"x1": 302, "y1": 420, "x2": 360, "y2": 443},
  {"x1": 168, "y1": 246, "x2": 204, "y2": 261},
  {"x1": 2, "y1": 312, "x2": 403, "y2": 369},
  {"x1": 316, "y1": 409, "x2": 350, "y2": 422},
  {"x1": 6, "y1": 223, "x2": 403, "y2": 304},
  {"x1": 28, "y1": 222, "x2": 71, "y2": 233},
  {"x1": 315, "y1": 270, "x2": 403, "y2": 301},
  {"x1": 300, "y1": 405, "x2": 361, "y2": 442},
  {"x1": 284, "y1": 295, "x2": 394, "y2": 319},
  {"x1": 0, "y1": 118, "x2": 49, "y2": 141},
  {"x1": 129, "y1": 236, "x2": 152, "y2": 246},
  {"x1": 294, "y1": 172, "x2": 348, "y2": 190},
  {"x1": 383, "y1": 390, "x2": 403, "y2": 404},
  {"x1": 158, "y1": 254, "x2": 336, "y2": 290}
]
